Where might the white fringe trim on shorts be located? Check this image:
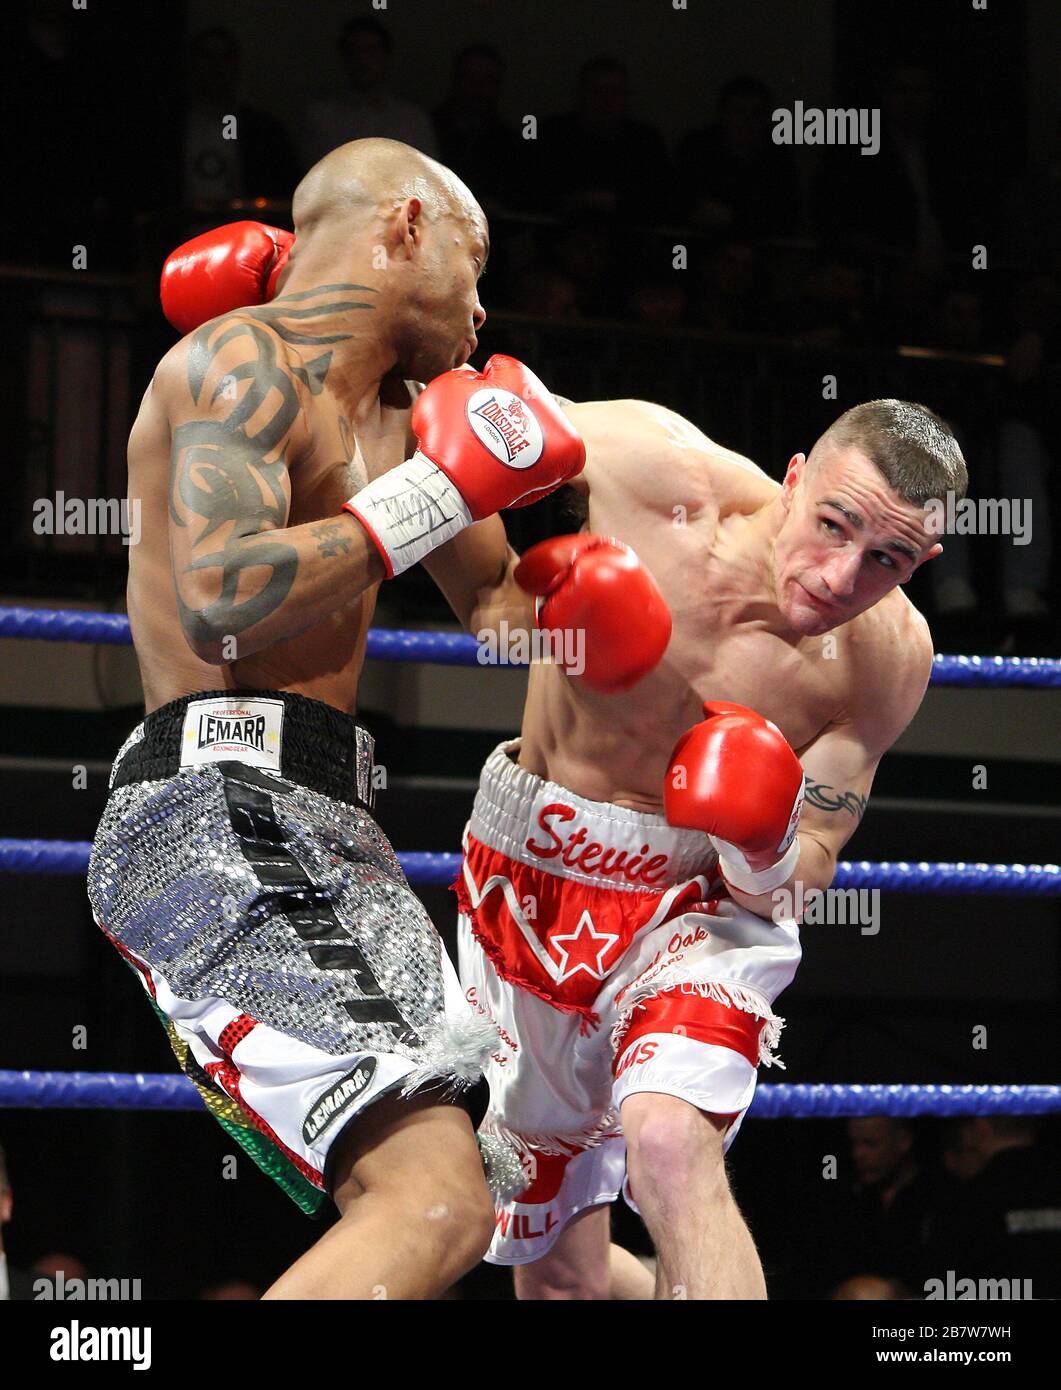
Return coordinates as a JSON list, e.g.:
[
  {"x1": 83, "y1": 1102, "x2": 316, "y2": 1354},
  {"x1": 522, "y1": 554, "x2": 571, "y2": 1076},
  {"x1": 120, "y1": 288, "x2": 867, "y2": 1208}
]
[
  {"x1": 610, "y1": 967, "x2": 786, "y2": 1069},
  {"x1": 399, "y1": 1009, "x2": 498, "y2": 1098},
  {"x1": 480, "y1": 1108, "x2": 623, "y2": 1159}
]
